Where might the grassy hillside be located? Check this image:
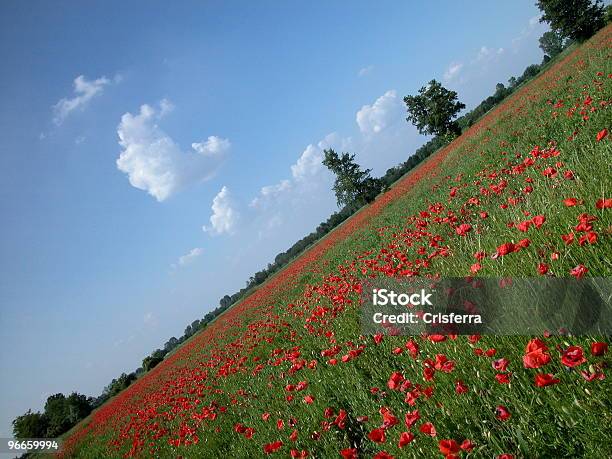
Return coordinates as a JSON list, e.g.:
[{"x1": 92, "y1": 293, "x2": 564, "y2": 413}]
[{"x1": 62, "y1": 25, "x2": 611, "y2": 458}]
